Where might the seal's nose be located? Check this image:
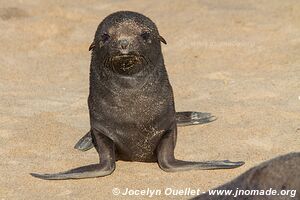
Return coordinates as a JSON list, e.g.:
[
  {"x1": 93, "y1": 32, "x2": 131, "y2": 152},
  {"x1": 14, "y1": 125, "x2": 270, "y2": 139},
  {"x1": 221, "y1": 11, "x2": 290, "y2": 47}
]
[{"x1": 119, "y1": 39, "x2": 129, "y2": 50}]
